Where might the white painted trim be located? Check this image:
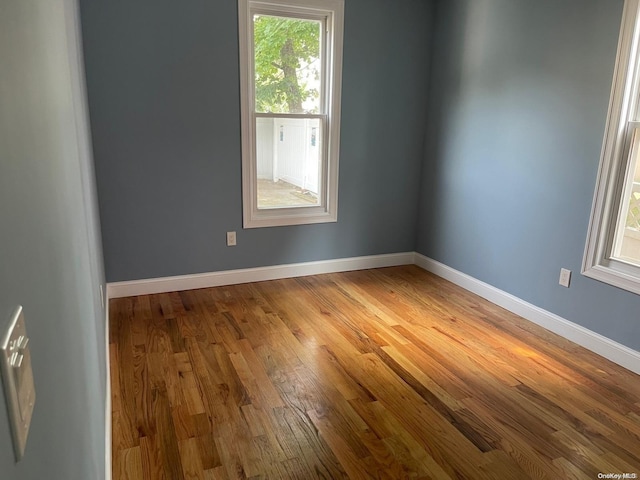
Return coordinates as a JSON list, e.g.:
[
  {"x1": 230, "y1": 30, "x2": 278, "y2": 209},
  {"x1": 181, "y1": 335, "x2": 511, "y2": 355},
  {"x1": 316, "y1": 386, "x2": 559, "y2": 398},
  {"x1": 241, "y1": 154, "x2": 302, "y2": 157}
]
[
  {"x1": 415, "y1": 254, "x2": 640, "y2": 375},
  {"x1": 582, "y1": 0, "x2": 640, "y2": 295},
  {"x1": 104, "y1": 298, "x2": 111, "y2": 480},
  {"x1": 107, "y1": 252, "x2": 414, "y2": 298}
]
